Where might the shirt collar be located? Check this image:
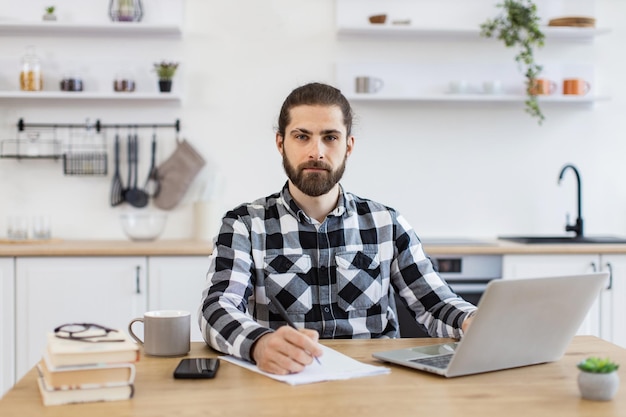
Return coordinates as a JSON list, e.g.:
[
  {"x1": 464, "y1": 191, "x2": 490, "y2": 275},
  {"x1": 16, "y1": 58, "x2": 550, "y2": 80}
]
[{"x1": 279, "y1": 182, "x2": 355, "y2": 223}]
